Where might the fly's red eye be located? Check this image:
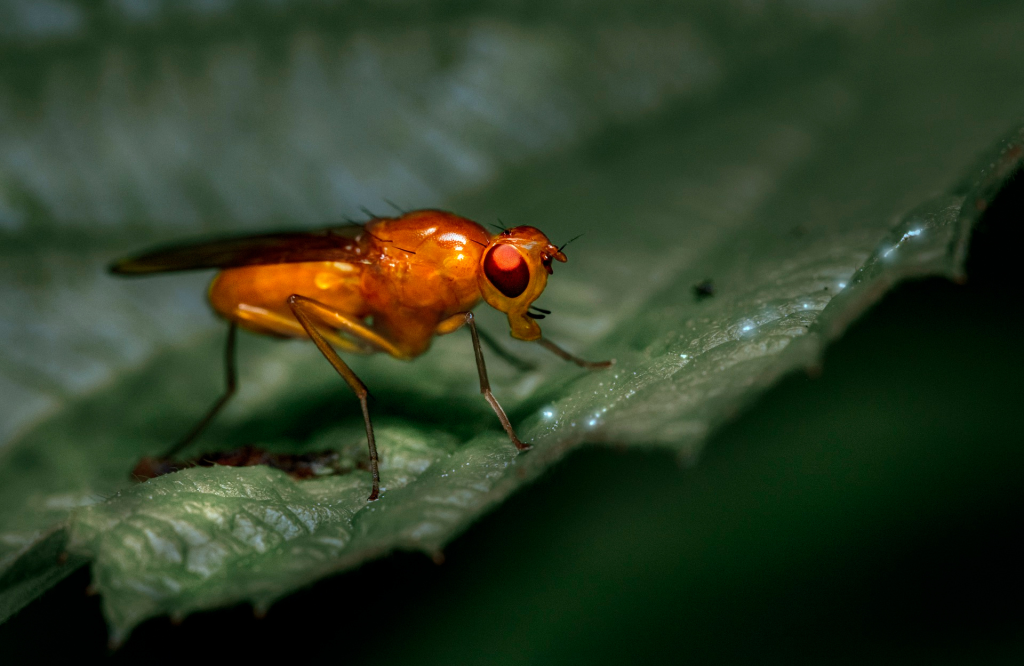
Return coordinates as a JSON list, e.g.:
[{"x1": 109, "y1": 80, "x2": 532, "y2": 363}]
[{"x1": 484, "y1": 244, "x2": 530, "y2": 298}]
